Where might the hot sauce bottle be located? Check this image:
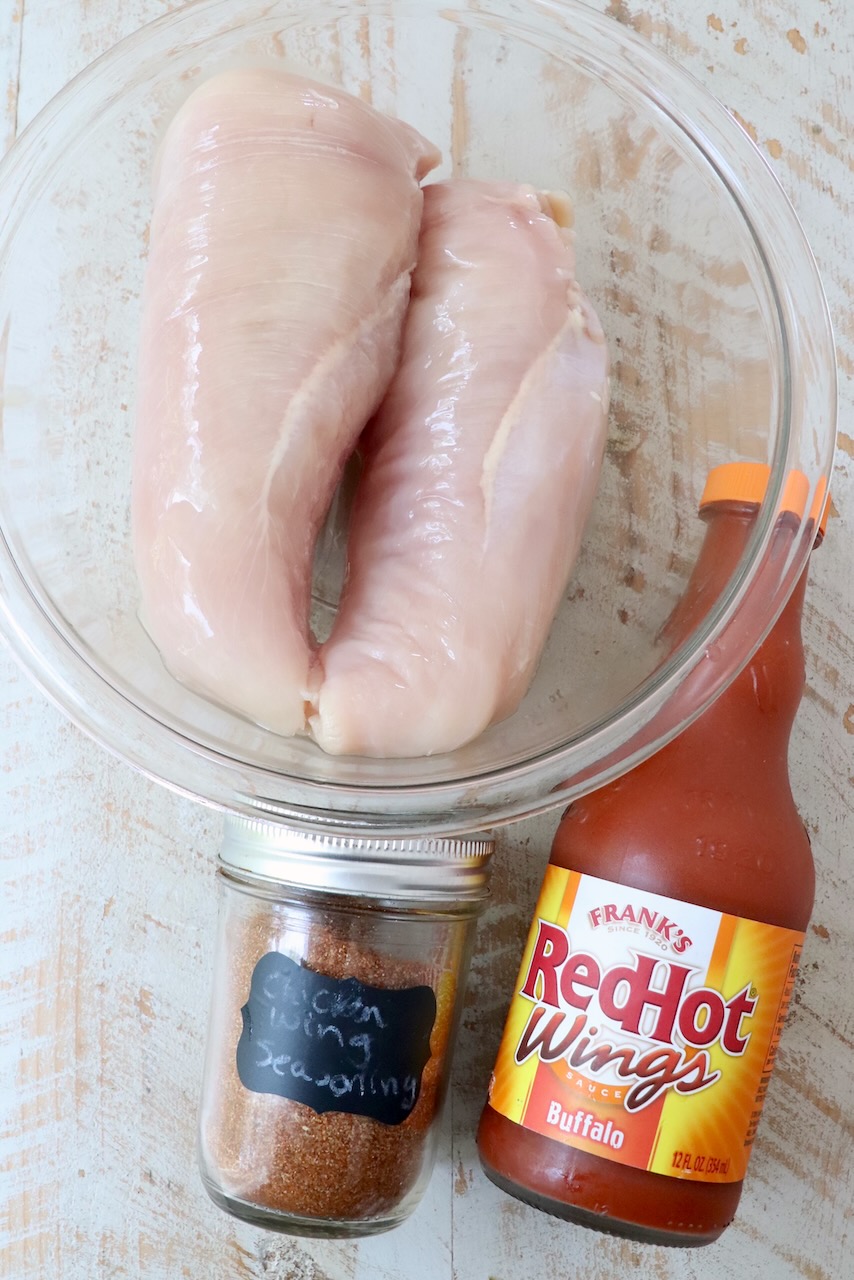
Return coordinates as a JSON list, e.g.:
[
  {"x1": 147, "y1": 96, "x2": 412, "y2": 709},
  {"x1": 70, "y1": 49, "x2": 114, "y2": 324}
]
[{"x1": 477, "y1": 464, "x2": 826, "y2": 1246}]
